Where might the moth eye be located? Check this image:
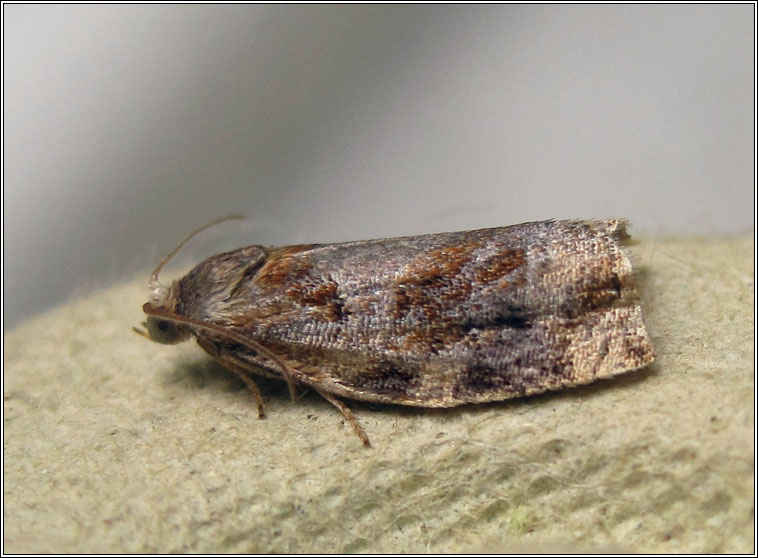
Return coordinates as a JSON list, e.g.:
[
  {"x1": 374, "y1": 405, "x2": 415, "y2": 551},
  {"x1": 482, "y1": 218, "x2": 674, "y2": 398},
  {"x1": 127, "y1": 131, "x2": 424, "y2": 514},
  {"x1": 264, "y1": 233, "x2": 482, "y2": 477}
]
[{"x1": 146, "y1": 316, "x2": 181, "y2": 345}]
